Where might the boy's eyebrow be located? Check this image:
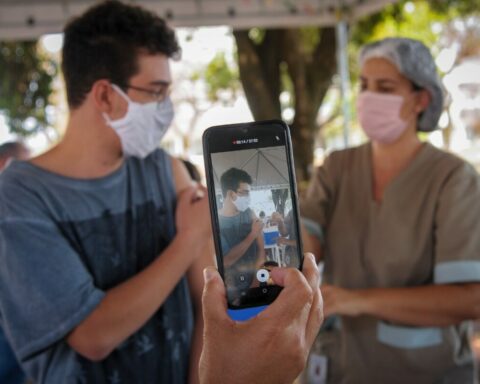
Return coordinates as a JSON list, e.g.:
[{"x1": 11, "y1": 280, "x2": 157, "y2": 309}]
[{"x1": 149, "y1": 80, "x2": 171, "y2": 87}]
